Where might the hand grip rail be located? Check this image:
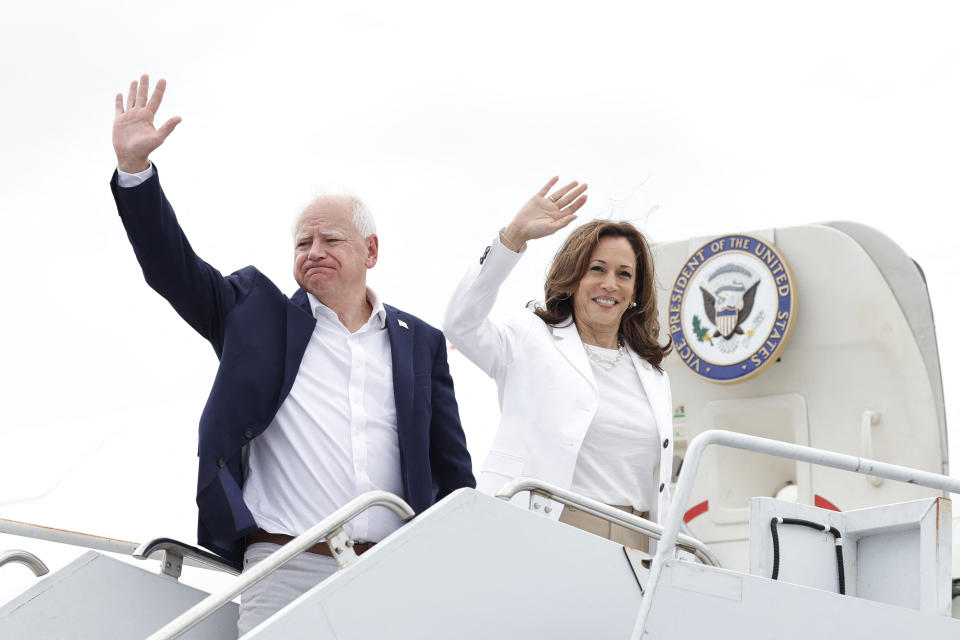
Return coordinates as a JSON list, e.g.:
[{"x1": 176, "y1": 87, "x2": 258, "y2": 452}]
[
  {"x1": 145, "y1": 490, "x2": 415, "y2": 640},
  {"x1": 495, "y1": 477, "x2": 721, "y2": 567},
  {"x1": 0, "y1": 550, "x2": 49, "y2": 577},
  {"x1": 134, "y1": 538, "x2": 240, "y2": 578},
  {"x1": 631, "y1": 429, "x2": 960, "y2": 639}
]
